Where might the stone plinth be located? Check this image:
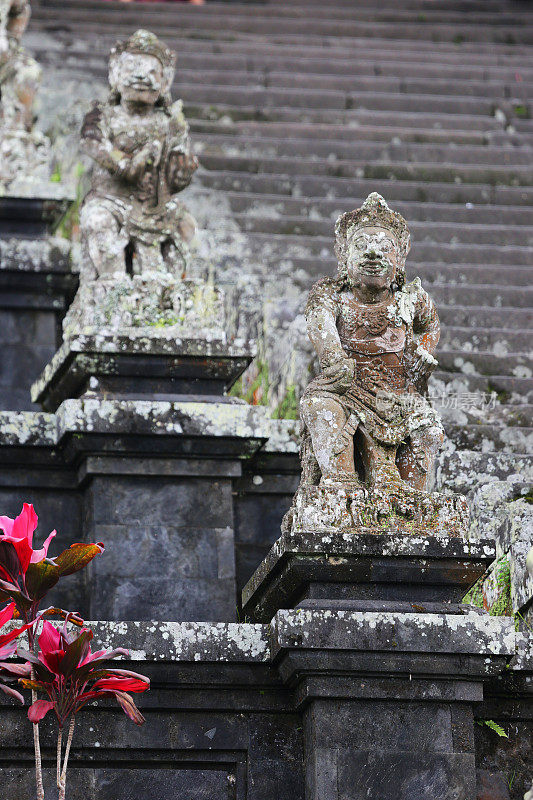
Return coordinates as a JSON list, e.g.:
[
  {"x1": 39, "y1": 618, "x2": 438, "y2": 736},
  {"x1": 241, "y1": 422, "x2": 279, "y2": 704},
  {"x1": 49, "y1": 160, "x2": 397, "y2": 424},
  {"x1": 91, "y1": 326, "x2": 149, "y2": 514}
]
[
  {"x1": 243, "y1": 529, "x2": 515, "y2": 800},
  {"x1": 286, "y1": 481, "x2": 470, "y2": 538},
  {"x1": 0, "y1": 195, "x2": 76, "y2": 411},
  {"x1": 242, "y1": 529, "x2": 496, "y2": 622},
  {"x1": 31, "y1": 333, "x2": 253, "y2": 411},
  {"x1": 0, "y1": 620, "x2": 305, "y2": 800},
  {"x1": 0, "y1": 398, "x2": 271, "y2": 621},
  {"x1": 270, "y1": 607, "x2": 515, "y2": 800}
]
